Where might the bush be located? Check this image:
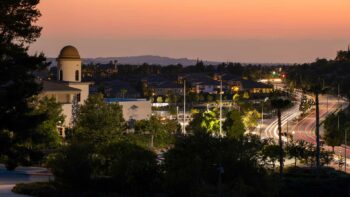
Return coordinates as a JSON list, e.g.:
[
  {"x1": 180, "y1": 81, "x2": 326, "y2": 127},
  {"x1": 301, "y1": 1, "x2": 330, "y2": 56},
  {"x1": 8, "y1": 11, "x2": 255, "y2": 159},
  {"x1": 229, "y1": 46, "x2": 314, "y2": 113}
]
[
  {"x1": 281, "y1": 167, "x2": 350, "y2": 197},
  {"x1": 47, "y1": 142, "x2": 93, "y2": 188},
  {"x1": 162, "y1": 132, "x2": 278, "y2": 196},
  {"x1": 12, "y1": 182, "x2": 56, "y2": 197},
  {"x1": 47, "y1": 140, "x2": 159, "y2": 194},
  {"x1": 94, "y1": 141, "x2": 159, "y2": 193}
]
